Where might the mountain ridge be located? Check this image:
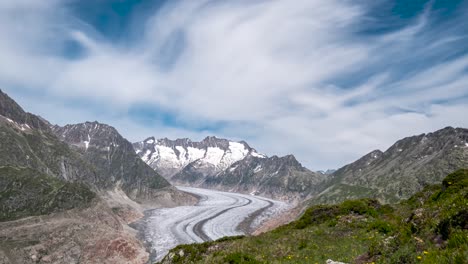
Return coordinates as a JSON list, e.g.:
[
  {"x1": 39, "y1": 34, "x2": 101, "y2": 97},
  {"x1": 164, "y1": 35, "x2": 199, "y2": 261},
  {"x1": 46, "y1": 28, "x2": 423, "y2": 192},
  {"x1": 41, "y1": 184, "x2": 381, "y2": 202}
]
[
  {"x1": 134, "y1": 136, "x2": 326, "y2": 202},
  {"x1": 314, "y1": 126, "x2": 468, "y2": 204}
]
